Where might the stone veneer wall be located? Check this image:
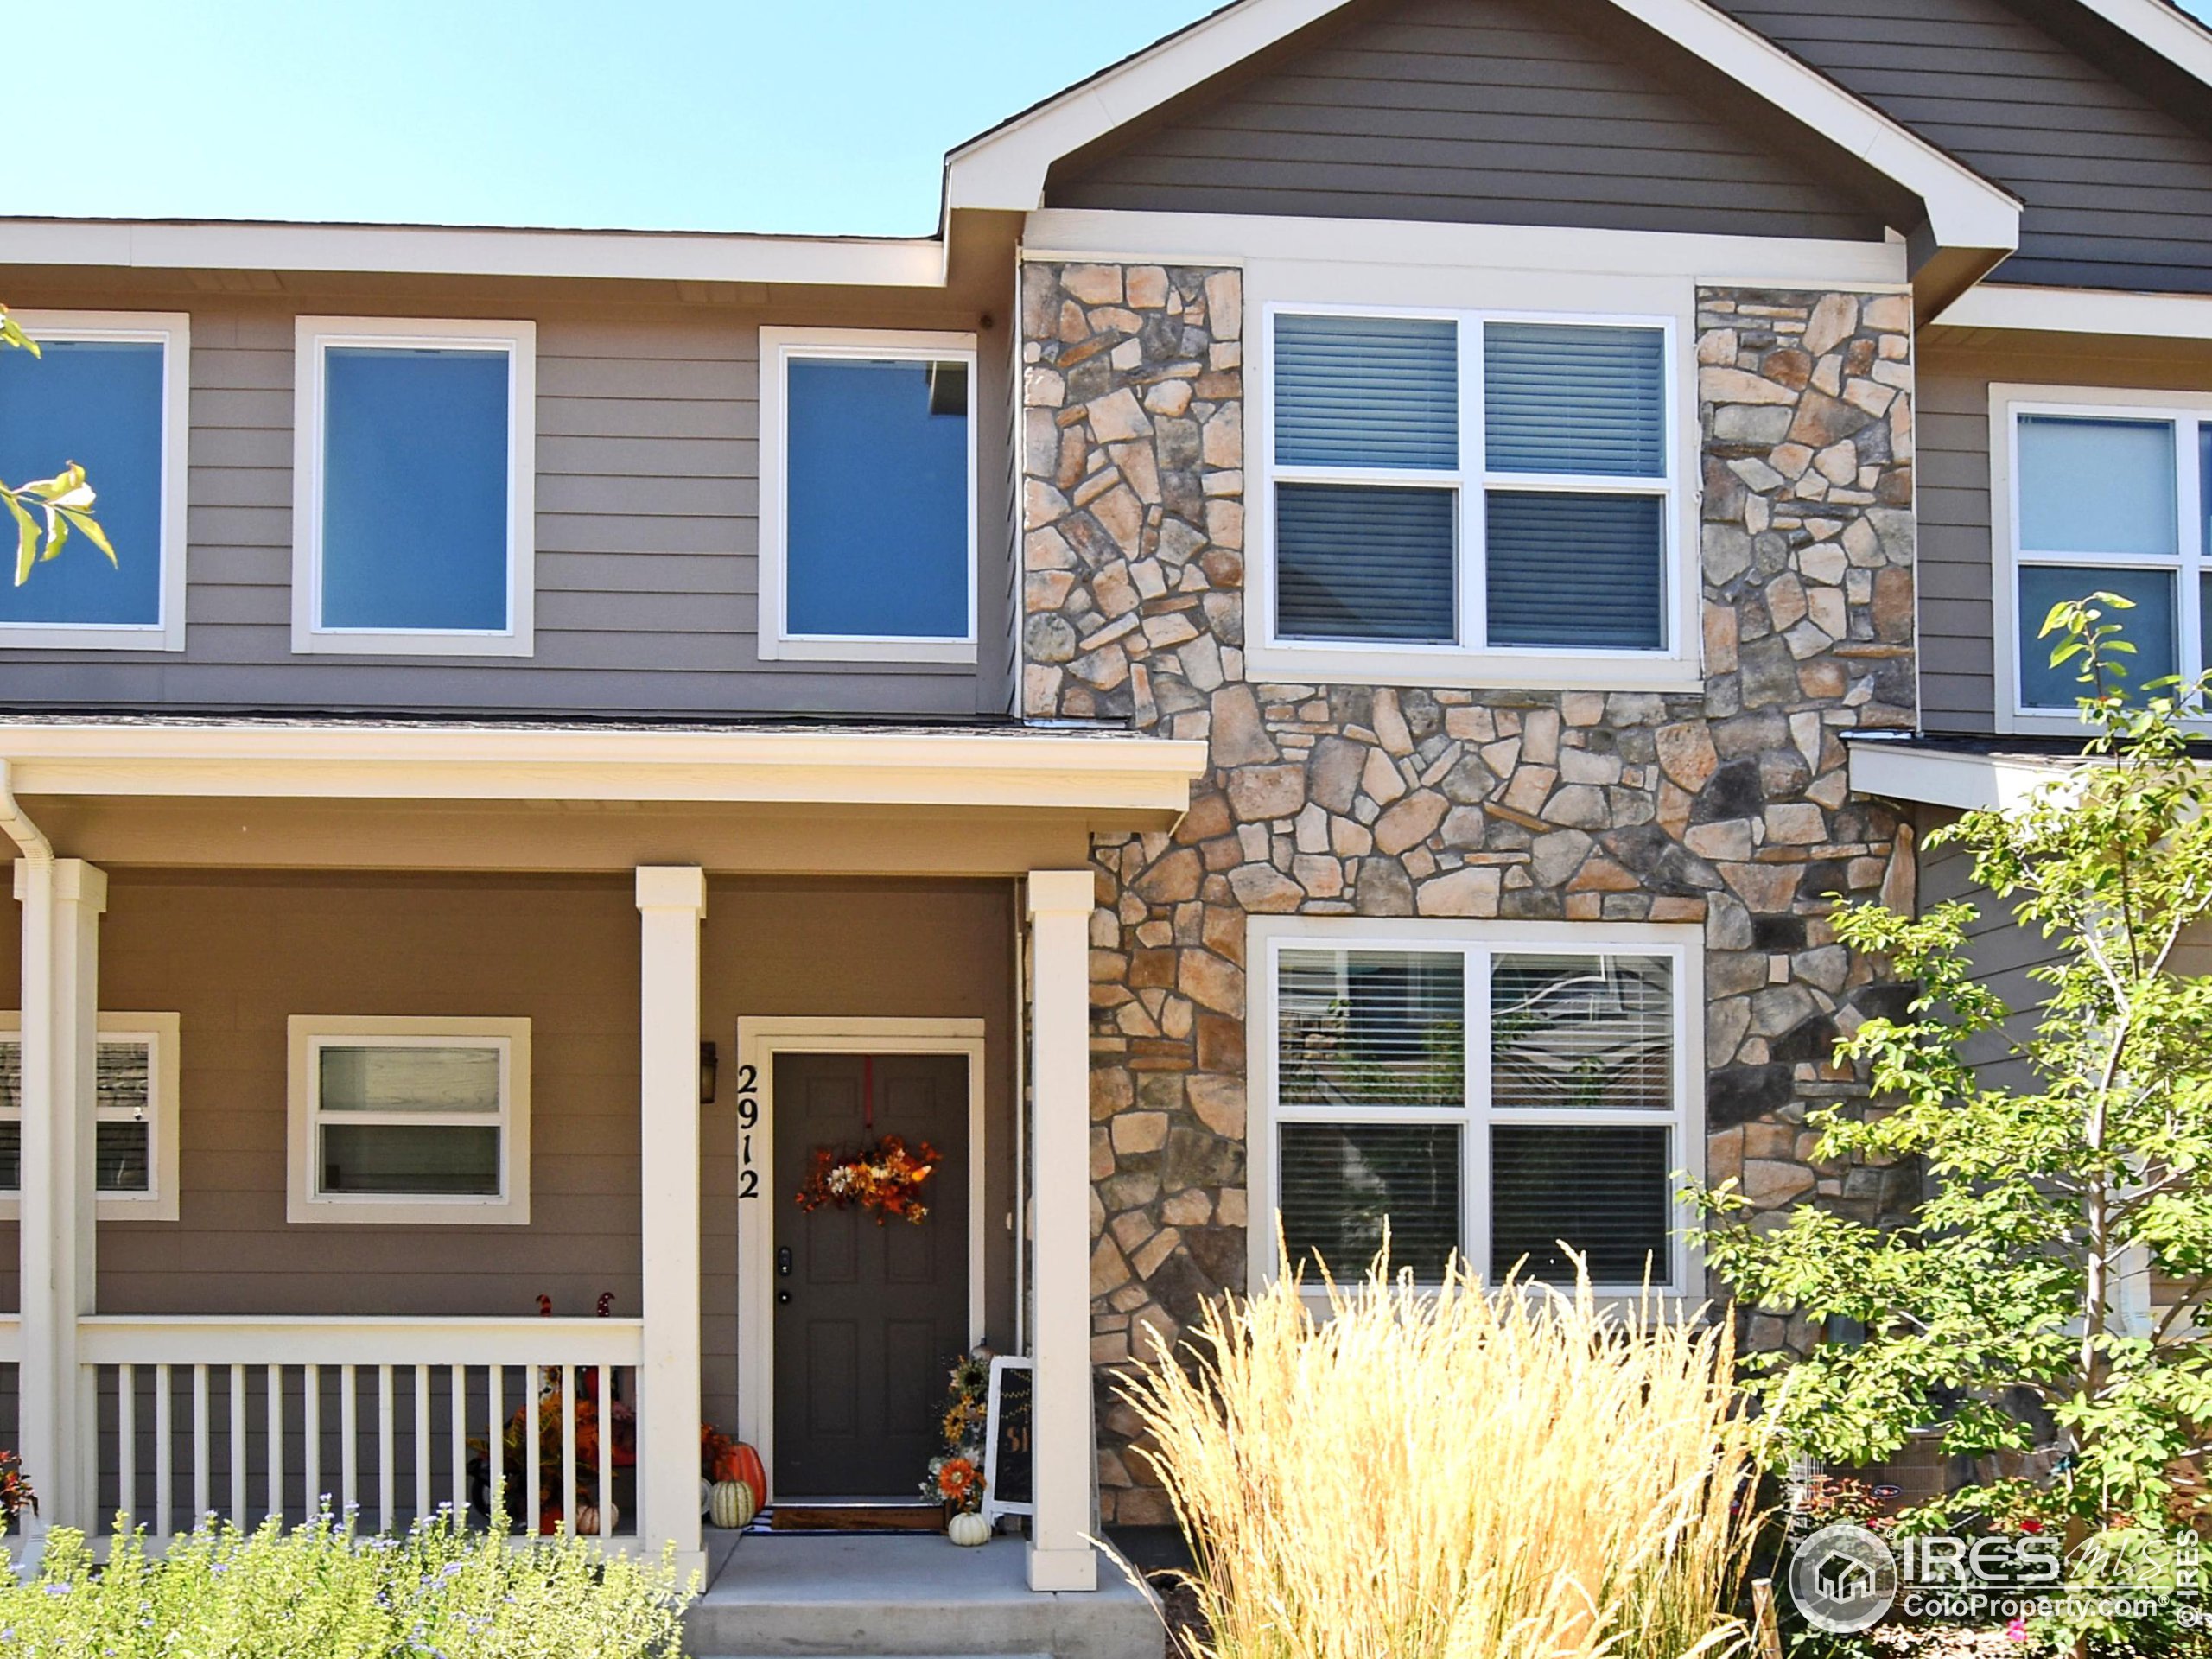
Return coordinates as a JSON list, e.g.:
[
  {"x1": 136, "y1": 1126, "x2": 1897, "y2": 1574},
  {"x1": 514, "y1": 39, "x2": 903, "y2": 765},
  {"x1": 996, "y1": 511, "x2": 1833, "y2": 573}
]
[{"x1": 1020, "y1": 262, "x2": 1921, "y2": 1522}]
